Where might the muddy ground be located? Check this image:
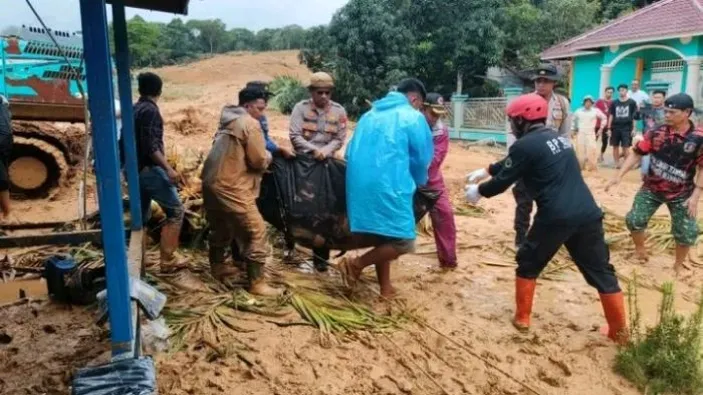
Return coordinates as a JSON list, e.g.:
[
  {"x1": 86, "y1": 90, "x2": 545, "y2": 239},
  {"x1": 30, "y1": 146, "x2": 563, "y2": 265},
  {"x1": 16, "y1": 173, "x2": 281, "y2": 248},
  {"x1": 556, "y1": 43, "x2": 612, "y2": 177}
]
[{"x1": 2, "y1": 50, "x2": 702, "y2": 395}]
